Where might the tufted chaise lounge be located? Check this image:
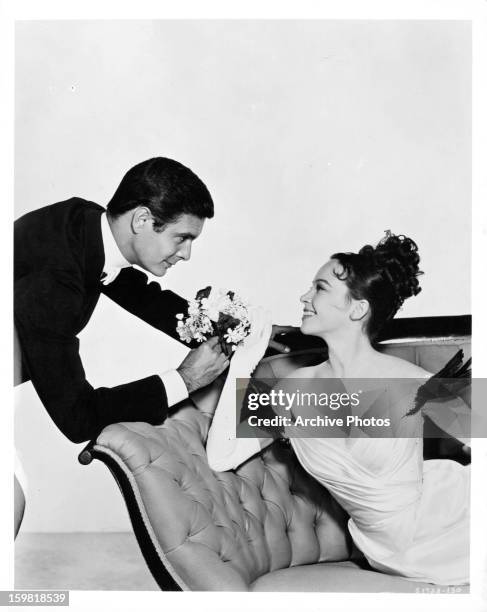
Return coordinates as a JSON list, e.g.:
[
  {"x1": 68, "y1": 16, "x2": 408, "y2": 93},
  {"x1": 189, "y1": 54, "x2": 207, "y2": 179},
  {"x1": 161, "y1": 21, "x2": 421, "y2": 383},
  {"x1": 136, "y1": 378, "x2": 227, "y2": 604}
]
[{"x1": 79, "y1": 316, "x2": 471, "y2": 592}]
